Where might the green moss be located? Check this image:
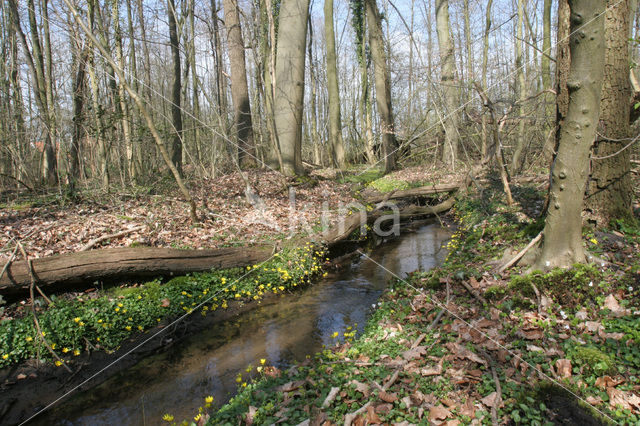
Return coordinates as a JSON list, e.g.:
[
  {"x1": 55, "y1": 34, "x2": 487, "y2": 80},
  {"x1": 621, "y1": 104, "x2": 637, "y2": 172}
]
[
  {"x1": 368, "y1": 176, "x2": 411, "y2": 193},
  {"x1": 571, "y1": 347, "x2": 615, "y2": 375}
]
